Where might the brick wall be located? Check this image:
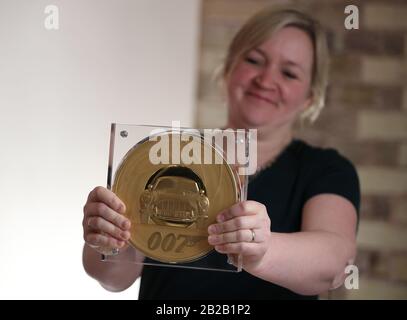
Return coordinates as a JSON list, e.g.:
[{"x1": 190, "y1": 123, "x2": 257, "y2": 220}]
[{"x1": 196, "y1": 0, "x2": 407, "y2": 299}]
